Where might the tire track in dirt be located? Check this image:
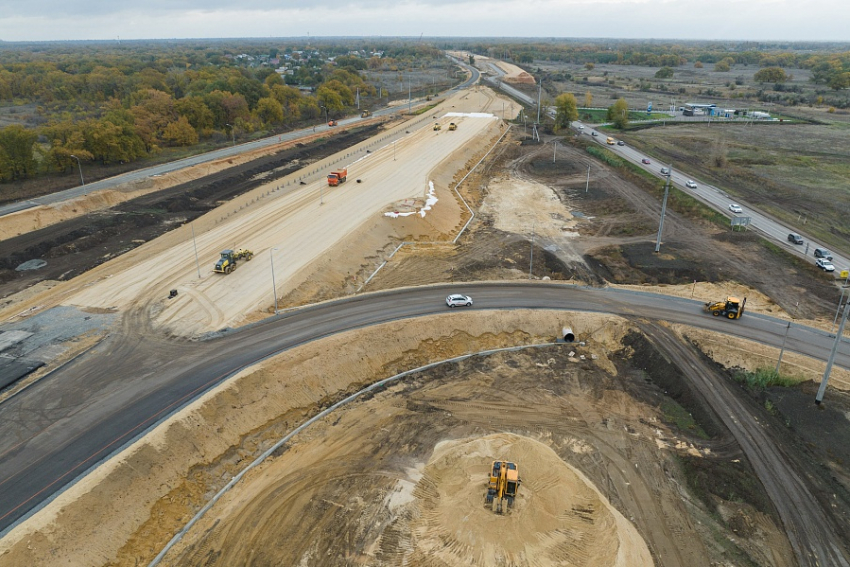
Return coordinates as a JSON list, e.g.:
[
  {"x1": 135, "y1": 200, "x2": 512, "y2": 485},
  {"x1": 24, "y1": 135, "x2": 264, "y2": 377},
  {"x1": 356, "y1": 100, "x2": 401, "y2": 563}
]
[{"x1": 641, "y1": 322, "x2": 850, "y2": 567}]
